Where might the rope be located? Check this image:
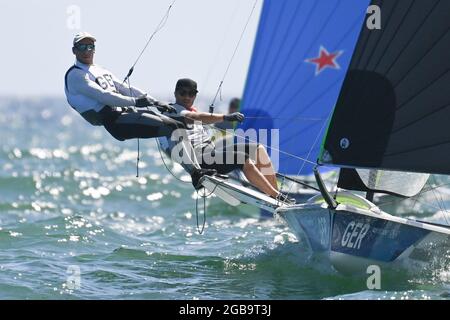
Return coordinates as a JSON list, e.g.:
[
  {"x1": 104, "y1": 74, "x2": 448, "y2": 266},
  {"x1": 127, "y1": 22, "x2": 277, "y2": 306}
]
[
  {"x1": 136, "y1": 138, "x2": 140, "y2": 177},
  {"x1": 121, "y1": 1, "x2": 177, "y2": 177},
  {"x1": 196, "y1": 192, "x2": 207, "y2": 234},
  {"x1": 280, "y1": 114, "x2": 331, "y2": 205},
  {"x1": 275, "y1": 173, "x2": 320, "y2": 192},
  {"x1": 156, "y1": 139, "x2": 190, "y2": 183},
  {"x1": 195, "y1": 178, "x2": 224, "y2": 235},
  {"x1": 199, "y1": 115, "x2": 328, "y2": 205},
  {"x1": 124, "y1": 63, "x2": 142, "y2": 178}
]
